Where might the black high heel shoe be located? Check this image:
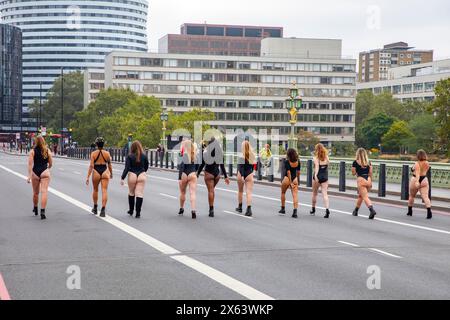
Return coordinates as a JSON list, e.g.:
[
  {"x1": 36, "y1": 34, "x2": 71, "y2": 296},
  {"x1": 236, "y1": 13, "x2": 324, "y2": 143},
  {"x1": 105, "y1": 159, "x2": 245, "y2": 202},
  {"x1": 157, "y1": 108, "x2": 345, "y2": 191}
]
[{"x1": 191, "y1": 211, "x2": 197, "y2": 219}]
